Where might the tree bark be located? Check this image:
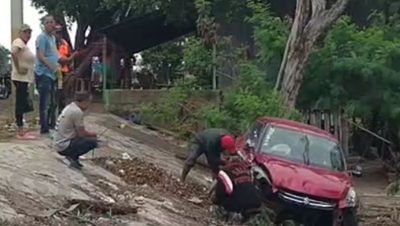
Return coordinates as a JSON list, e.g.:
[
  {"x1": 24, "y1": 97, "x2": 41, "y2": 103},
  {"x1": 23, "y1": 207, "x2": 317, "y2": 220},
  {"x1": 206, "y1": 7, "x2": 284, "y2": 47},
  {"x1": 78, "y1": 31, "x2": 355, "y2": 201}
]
[
  {"x1": 56, "y1": 16, "x2": 73, "y2": 48},
  {"x1": 279, "y1": 0, "x2": 350, "y2": 109},
  {"x1": 75, "y1": 22, "x2": 89, "y2": 50}
]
